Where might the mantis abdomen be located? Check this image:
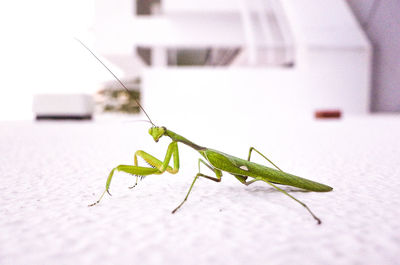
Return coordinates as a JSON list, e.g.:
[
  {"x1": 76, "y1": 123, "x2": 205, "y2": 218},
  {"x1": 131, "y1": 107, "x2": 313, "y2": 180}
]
[{"x1": 203, "y1": 149, "x2": 332, "y2": 192}]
